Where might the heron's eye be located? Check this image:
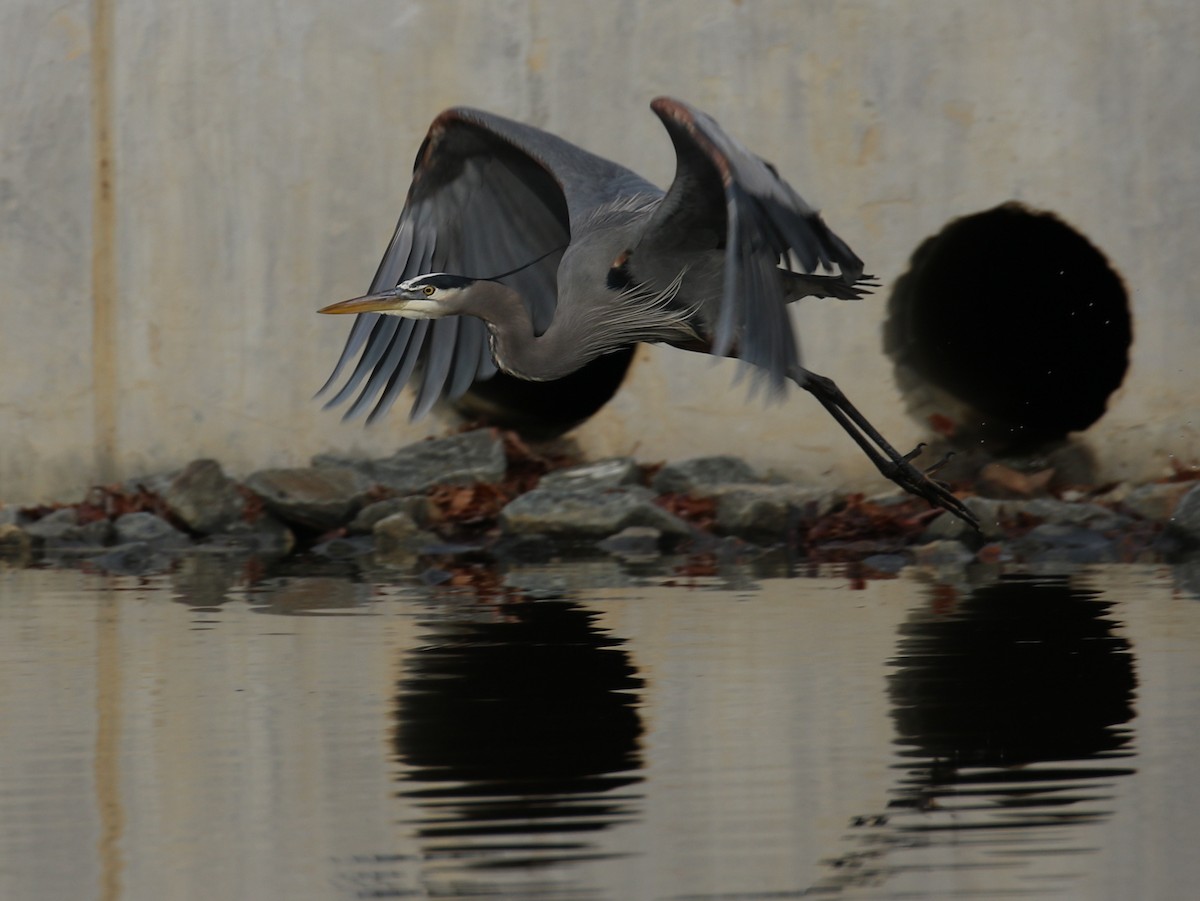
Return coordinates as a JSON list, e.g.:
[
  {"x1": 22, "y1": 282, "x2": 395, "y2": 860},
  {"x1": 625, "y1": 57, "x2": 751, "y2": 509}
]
[{"x1": 423, "y1": 285, "x2": 436, "y2": 297}]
